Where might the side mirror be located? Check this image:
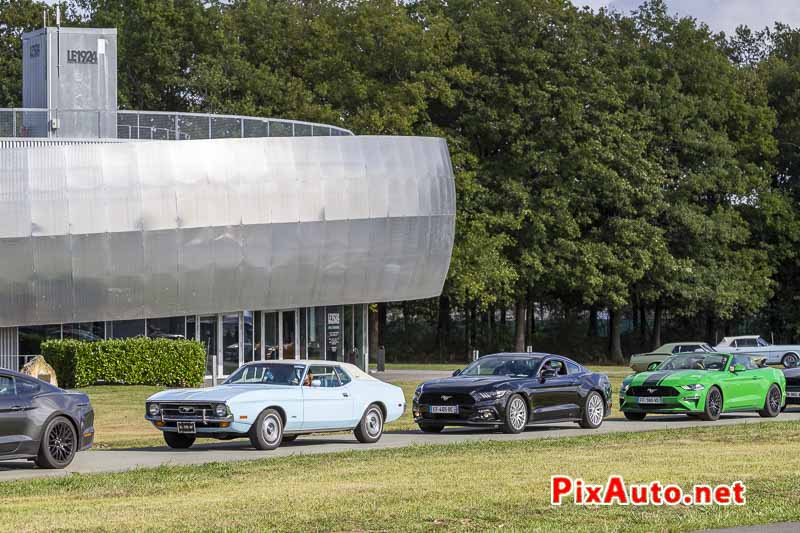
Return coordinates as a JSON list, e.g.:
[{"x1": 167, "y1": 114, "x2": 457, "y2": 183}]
[
  {"x1": 540, "y1": 368, "x2": 557, "y2": 379},
  {"x1": 311, "y1": 379, "x2": 322, "y2": 387},
  {"x1": 452, "y1": 369, "x2": 461, "y2": 377},
  {"x1": 647, "y1": 362, "x2": 660, "y2": 371},
  {"x1": 731, "y1": 364, "x2": 746, "y2": 373}
]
